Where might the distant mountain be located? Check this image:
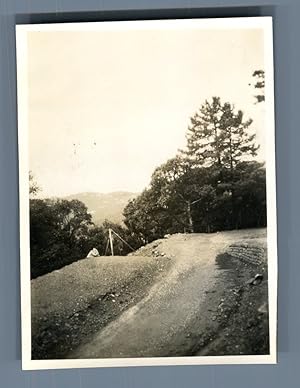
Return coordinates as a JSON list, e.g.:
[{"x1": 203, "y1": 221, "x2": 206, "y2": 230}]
[{"x1": 64, "y1": 192, "x2": 138, "y2": 225}]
